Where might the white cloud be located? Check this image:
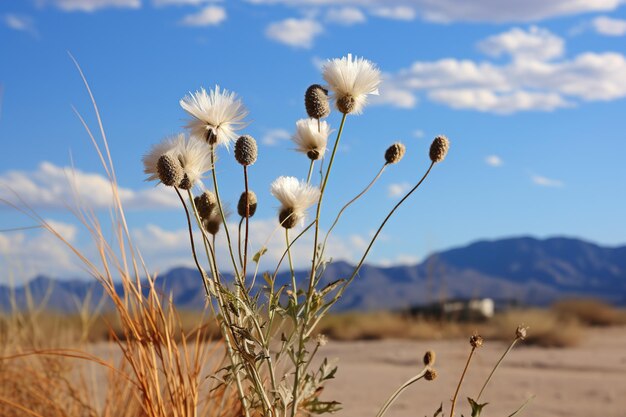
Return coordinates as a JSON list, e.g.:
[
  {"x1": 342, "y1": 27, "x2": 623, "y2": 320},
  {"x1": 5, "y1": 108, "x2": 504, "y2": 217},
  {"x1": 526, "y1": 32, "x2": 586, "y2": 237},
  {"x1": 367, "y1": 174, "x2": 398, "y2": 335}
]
[
  {"x1": 375, "y1": 27, "x2": 626, "y2": 113},
  {"x1": 262, "y1": 128, "x2": 291, "y2": 146},
  {"x1": 51, "y1": 0, "x2": 141, "y2": 12},
  {"x1": 325, "y1": 7, "x2": 366, "y2": 25},
  {"x1": 3, "y1": 14, "x2": 38, "y2": 36},
  {"x1": 371, "y1": 6, "x2": 416, "y2": 21},
  {"x1": 265, "y1": 18, "x2": 323, "y2": 48},
  {"x1": 478, "y1": 26, "x2": 564, "y2": 61},
  {"x1": 592, "y1": 16, "x2": 626, "y2": 36},
  {"x1": 373, "y1": 82, "x2": 418, "y2": 108},
  {"x1": 0, "y1": 162, "x2": 179, "y2": 211},
  {"x1": 531, "y1": 174, "x2": 564, "y2": 187},
  {"x1": 244, "y1": 0, "x2": 626, "y2": 23},
  {"x1": 376, "y1": 253, "x2": 420, "y2": 267},
  {"x1": 485, "y1": 155, "x2": 503, "y2": 167},
  {"x1": 0, "y1": 220, "x2": 81, "y2": 283},
  {"x1": 413, "y1": 129, "x2": 424, "y2": 138},
  {"x1": 153, "y1": 0, "x2": 221, "y2": 6},
  {"x1": 387, "y1": 182, "x2": 411, "y2": 198},
  {"x1": 180, "y1": 5, "x2": 226, "y2": 26}
]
